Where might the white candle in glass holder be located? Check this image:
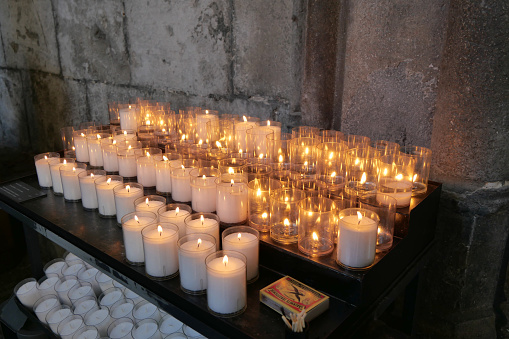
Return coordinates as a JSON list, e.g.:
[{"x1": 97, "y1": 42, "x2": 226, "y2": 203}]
[
  {"x1": 102, "y1": 140, "x2": 120, "y2": 172},
  {"x1": 73, "y1": 296, "x2": 98, "y2": 316},
  {"x1": 99, "y1": 288, "x2": 124, "y2": 307},
  {"x1": 337, "y1": 213, "x2": 378, "y2": 268},
  {"x1": 50, "y1": 159, "x2": 74, "y2": 194},
  {"x1": 96, "y1": 178, "x2": 122, "y2": 217},
  {"x1": 155, "y1": 156, "x2": 180, "y2": 194},
  {"x1": 114, "y1": 185, "x2": 144, "y2": 224},
  {"x1": 47, "y1": 306, "x2": 72, "y2": 333},
  {"x1": 190, "y1": 175, "x2": 217, "y2": 213},
  {"x1": 185, "y1": 216, "x2": 220, "y2": 249},
  {"x1": 35, "y1": 156, "x2": 53, "y2": 187},
  {"x1": 178, "y1": 237, "x2": 215, "y2": 293},
  {"x1": 85, "y1": 307, "x2": 112, "y2": 337},
  {"x1": 55, "y1": 278, "x2": 79, "y2": 306},
  {"x1": 74, "y1": 326, "x2": 99, "y2": 339},
  {"x1": 377, "y1": 178, "x2": 413, "y2": 208},
  {"x1": 96, "y1": 272, "x2": 114, "y2": 292},
  {"x1": 69, "y1": 283, "x2": 95, "y2": 304},
  {"x1": 132, "y1": 301, "x2": 160, "y2": 322},
  {"x1": 88, "y1": 134, "x2": 105, "y2": 167},
  {"x1": 37, "y1": 275, "x2": 59, "y2": 297},
  {"x1": 196, "y1": 111, "x2": 219, "y2": 141},
  {"x1": 136, "y1": 154, "x2": 158, "y2": 187},
  {"x1": 109, "y1": 319, "x2": 134, "y2": 339},
  {"x1": 44, "y1": 259, "x2": 68, "y2": 278},
  {"x1": 142, "y1": 225, "x2": 179, "y2": 279},
  {"x1": 79, "y1": 173, "x2": 104, "y2": 210},
  {"x1": 159, "y1": 207, "x2": 190, "y2": 239},
  {"x1": 34, "y1": 295, "x2": 60, "y2": 323},
  {"x1": 159, "y1": 314, "x2": 183, "y2": 335},
  {"x1": 74, "y1": 132, "x2": 90, "y2": 163},
  {"x1": 216, "y1": 179, "x2": 248, "y2": 224},
  {"x1": 234, "y1": 118, "x2": 257, "y2": 152},
  {"x1": 61, "y1": 166, "x2": 86, "y2": 201},
  {"x1": 118, "y1": 147, "x2": 141, "y2": 178},
  {"x1": 132, "y1": 319, "x2": 161, "y2": 339},
  {"x1": 119, "y1": 105, "x2": 138, "y2": 131},
  {"x1": 62, "y1": 262, "x2": 84, "y2": 277},
  {"x1": 122, "y1": 213, "x2": 157, "y2": 264},
  {"x1": 111, "y1": 300, "x2": 135, "y2": 320},
  {"x1": 78, "y1": 267, "x2": 101, "y2": 296},
  {"x1": 170, "y1": 165, "x2": 193, "y2": 202},
  {"x1": 135, "y1": 198, "x2": 165, "y2": 215},
  {"x1": 58, "y1": 315, "x2": 85, "y2": 339},
  {"x1": 222, "y1": 231, "x2": 259, "y2": 282},
  {"x1": 15, "y1": 279, "x2": 40, "y2": 308}
]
